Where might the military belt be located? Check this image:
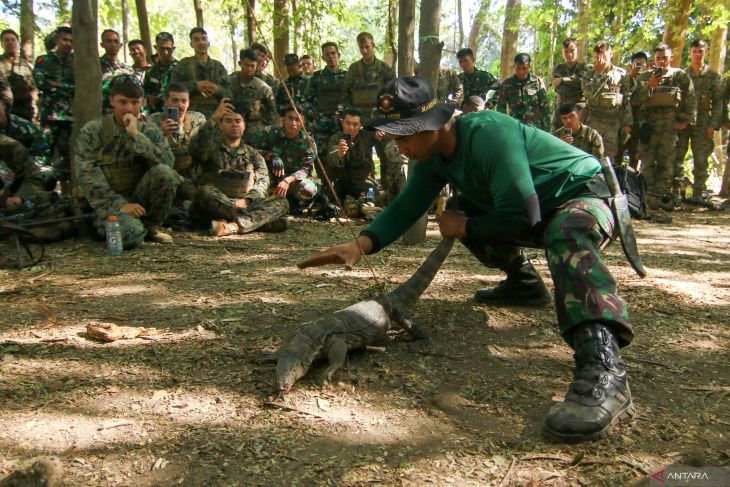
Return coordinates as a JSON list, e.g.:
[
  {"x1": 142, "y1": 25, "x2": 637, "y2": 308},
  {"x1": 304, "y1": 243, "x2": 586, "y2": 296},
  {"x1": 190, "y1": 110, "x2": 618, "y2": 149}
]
[{"x1": 582, "y1": 172, "x2": 612, "y2": 199}]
